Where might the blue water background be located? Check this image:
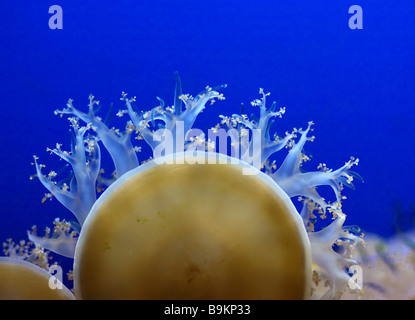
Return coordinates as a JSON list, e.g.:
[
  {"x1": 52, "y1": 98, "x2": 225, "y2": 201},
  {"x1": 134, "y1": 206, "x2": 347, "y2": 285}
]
[{"x1": 0, "y1": 1, "x2": 414, "y2": 247}]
